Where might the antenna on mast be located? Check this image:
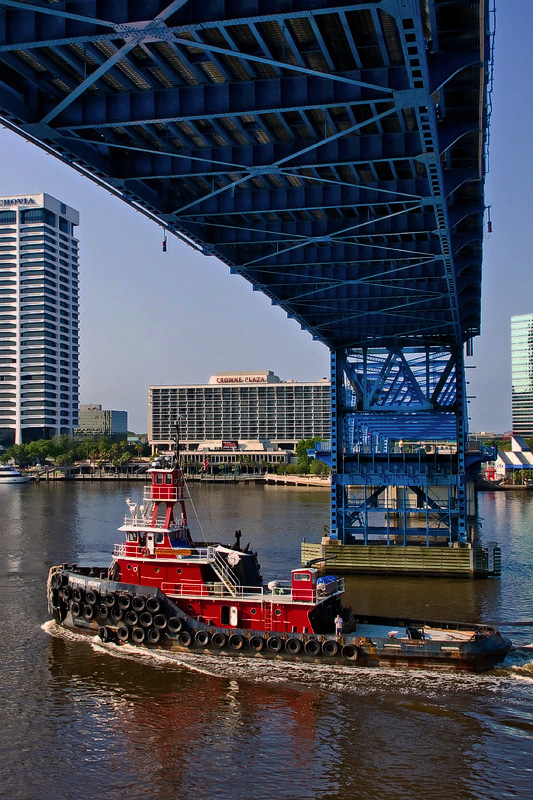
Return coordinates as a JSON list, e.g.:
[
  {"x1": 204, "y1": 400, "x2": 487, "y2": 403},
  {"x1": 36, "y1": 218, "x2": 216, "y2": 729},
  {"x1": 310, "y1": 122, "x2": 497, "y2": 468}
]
[{"x1": 172, "y1": 417, "x2": 181, "y2": 467}]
